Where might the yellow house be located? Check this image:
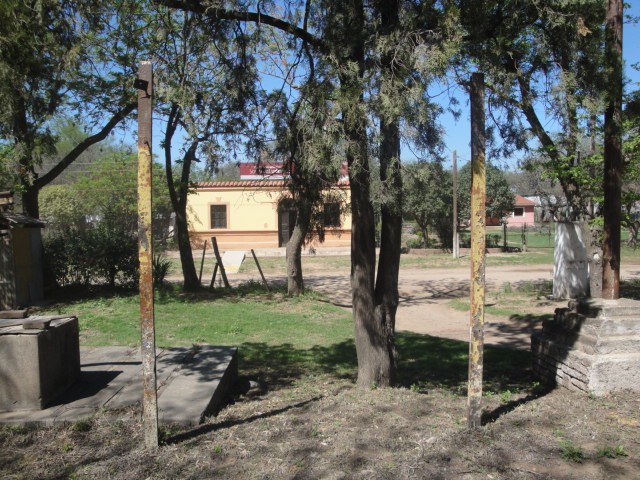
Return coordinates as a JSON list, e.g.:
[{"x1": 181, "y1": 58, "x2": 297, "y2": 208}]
[{"x1": 187, "y1": 179, "x2": 352, "y2": 251}]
